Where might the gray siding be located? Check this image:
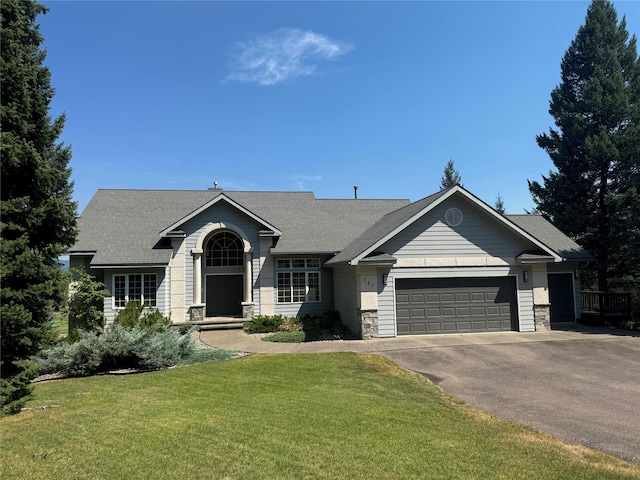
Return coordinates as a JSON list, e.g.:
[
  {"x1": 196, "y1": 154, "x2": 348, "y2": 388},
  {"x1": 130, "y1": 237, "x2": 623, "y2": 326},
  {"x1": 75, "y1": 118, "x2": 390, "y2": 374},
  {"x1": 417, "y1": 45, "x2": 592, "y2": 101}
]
[
  {"x1": 381, "y1": 197, "x2": 533, "y2": 260},
  {"x1": 377, "y1": 268, "x2": 396, "y2": 337},
  {"x1": 69, "y1": 255, "x2": 104, "y2": 282},
  {"x1": 102, "y1": 267, "x2": 168, "y2": 325},
  {"x1": 377, "y1": 266, "x2": 534, "y2": 337},
  {"x1": 332, "y1": 265, "x2": 359, "y2": 335}
]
